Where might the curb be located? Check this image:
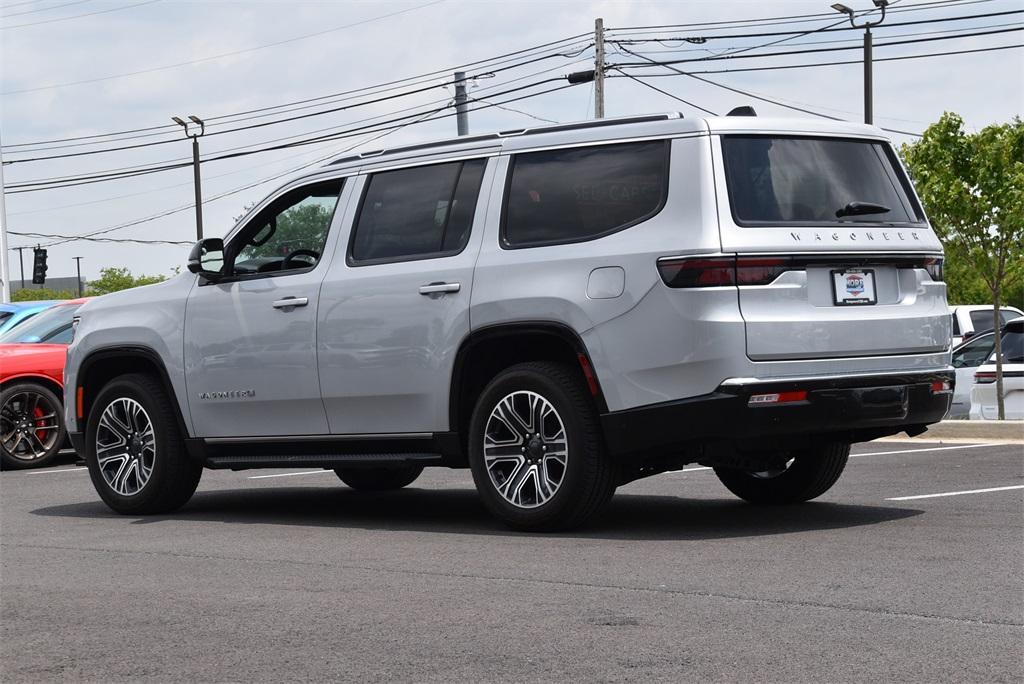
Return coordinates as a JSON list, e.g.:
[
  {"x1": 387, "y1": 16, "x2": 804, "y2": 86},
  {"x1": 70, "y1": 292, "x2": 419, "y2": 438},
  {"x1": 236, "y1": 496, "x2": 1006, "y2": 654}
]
[{"x1": 881, "y1": 419, "x2": 1024, "y2": 444}]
